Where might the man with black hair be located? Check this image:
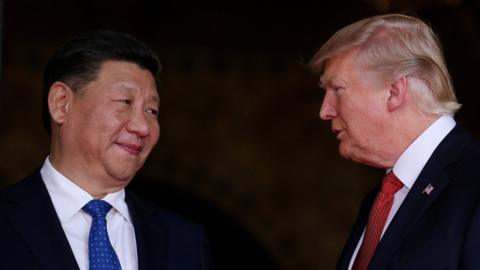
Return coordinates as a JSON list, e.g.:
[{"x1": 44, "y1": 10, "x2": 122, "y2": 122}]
[{"x1": 0, "y1": 30, "x2": 212, "y2": 270}]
